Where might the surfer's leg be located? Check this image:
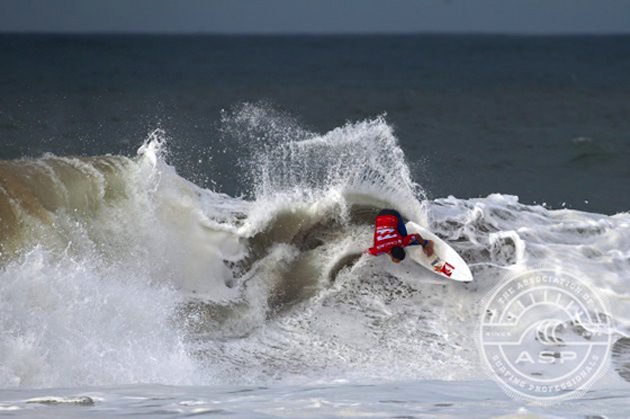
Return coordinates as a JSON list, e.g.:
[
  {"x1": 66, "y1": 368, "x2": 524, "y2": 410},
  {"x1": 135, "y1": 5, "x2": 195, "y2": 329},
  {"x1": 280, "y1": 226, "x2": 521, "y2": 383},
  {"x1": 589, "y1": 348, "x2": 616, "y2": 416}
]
[
  {"x1": 390, "y1": 210, "x2": 407, "y2": 236},
  {"x1": 397, "y1": 216, "x2": 407, "y2": 236}
]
